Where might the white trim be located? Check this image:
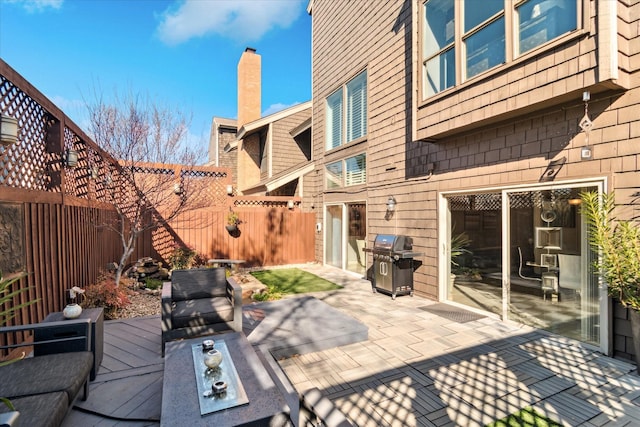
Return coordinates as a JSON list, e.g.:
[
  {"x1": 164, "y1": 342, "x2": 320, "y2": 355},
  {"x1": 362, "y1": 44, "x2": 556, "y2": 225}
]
[
  {"x1": 267, "y1": 123, "x2": 273, "y2": 178},
  {"x1": 290, "y1": 117, "x2": 311, "y2": 138},
  {"x1": 236, "y1": 101, "x2": 312, "y2": 140},
  {"x1": 265, "y1": 163, "x2": 315, "y2": 192},
  {"x1": 440, "y1": 176, "x2": 608, "y2": 196},
  {"x1": 598, "y1": 0, "x2": 618, "y2": 82}
]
